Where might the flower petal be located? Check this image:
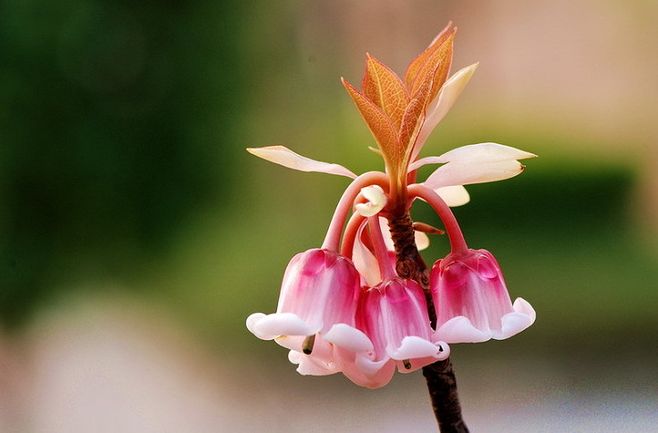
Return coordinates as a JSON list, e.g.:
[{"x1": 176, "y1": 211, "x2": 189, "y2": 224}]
[
  {"x1": 247, "y1": 145, "x2": 357, "y2": 178},
  {"x1": 323, "y1": 323, "x2": 374, "y2": 353},
  {"x1": 413, "y1": 63, "x2": 479, "y2": 158},
  {"x1": 494, "y1": 298, "x2": 536, "y2": 340},
  {"x1": 355, "y1": 185, "x2": 388, "y2": 217},
  {"x1": 379, "y1": 217, "x2": 396, "y2": 251},
  {"x1": 435, "y1": 185, "x2": 470, "y2": 207},
  {"x1": 387, "y1": 336, "x2": 445, "y2": 360},
  {"x1": 289, "y1": 351, "x2": 337, "y2": 376},
  {"x1": 274, "y1": 335, "x2": 305, "y2": 351},
  {"x1": 246, "y1": 313, "x2": 265, "y2": 335},
  {"x1": 355, "y1": 355, "x2": 395, "y2": 379},
  {"x1": 352, "y1": 221, "x2": 382, "y2": 286},
  {"x1": 436, "y1": 142, "x2": 536, "y2": 164},
  {"x1": 396, "y1": 353, "x2": 450, "y2": 374},
  {"x1": 408, "y1": 155, "x2": 444, "y2": 172},
  {"x1": 248, "y1": 312, "x2": 319, "y2": 340},
  {"x1": 288, "y1": 342, "x2": 340, "y2": 376},
  {"x1": 409, "y1": 142, "x2": 536, "y2": 172},
  {"x1": 424, "y1": 159, "x2": 525, "y2": 189},
  {"x1": 435, "y1": 316, "x2": 490, "y2": 343},
  {"x1": 342, "y1": 356, "x2": 396, "y2": 389},
  {"x1": 414, "y1": 231, "x2": 430, "y2": 250},
  {"x1": 513, "y1": 297, "x2": 537, "y2": 322}
]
